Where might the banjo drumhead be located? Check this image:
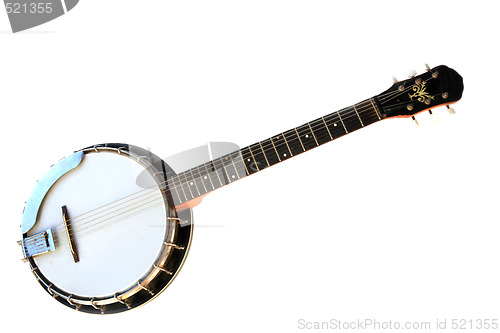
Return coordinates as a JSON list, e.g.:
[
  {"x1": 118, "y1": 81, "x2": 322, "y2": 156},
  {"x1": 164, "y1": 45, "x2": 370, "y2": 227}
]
[{"x1": 31, "y1": 150, "x2": 167, "y2": 297}]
